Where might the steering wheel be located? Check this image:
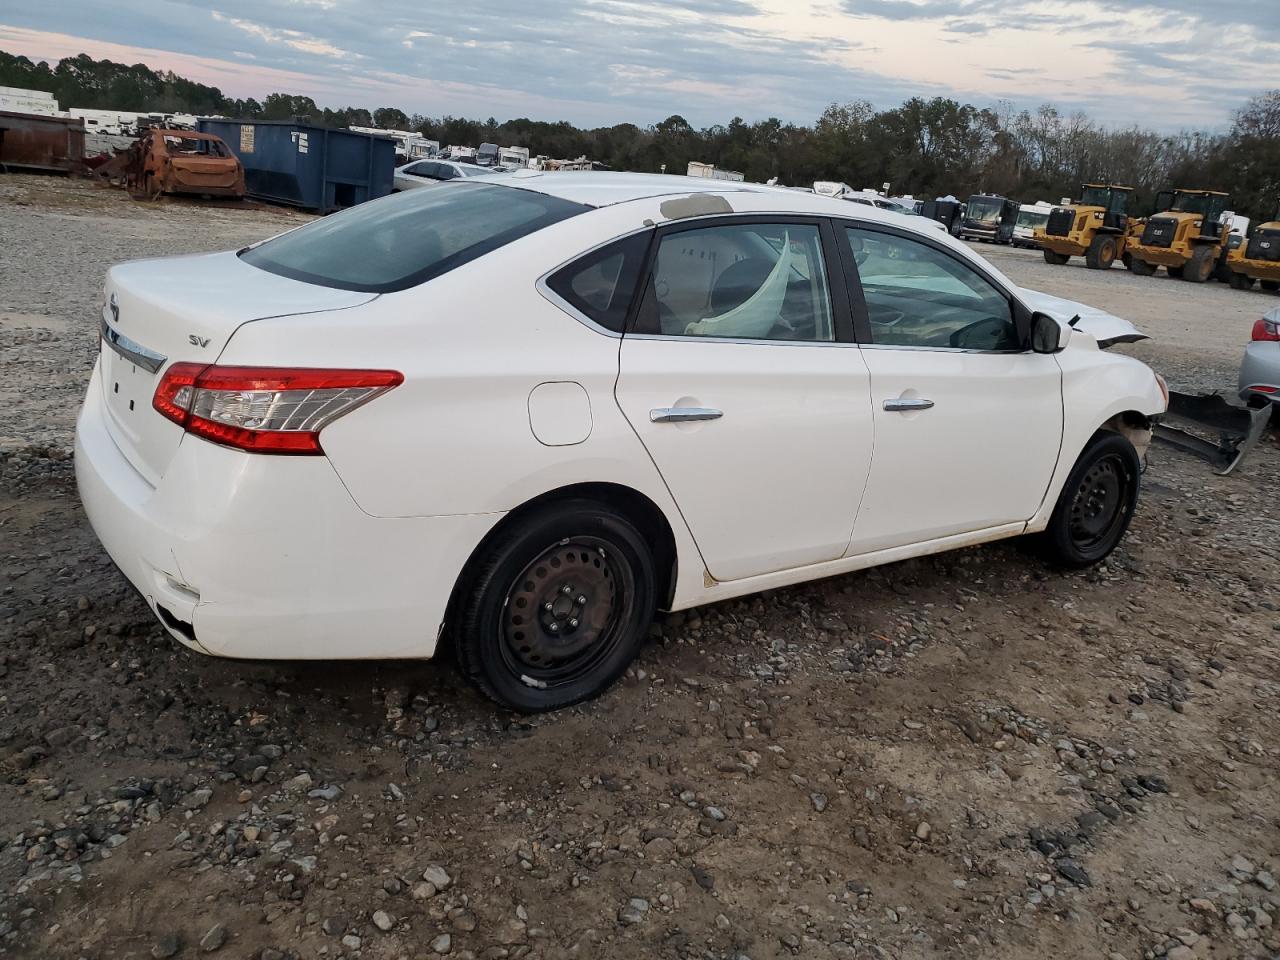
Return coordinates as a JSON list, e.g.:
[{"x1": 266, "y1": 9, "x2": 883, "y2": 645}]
[{"x1": 948, "y1": 316, "x2": 1015, "y2": 350}]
